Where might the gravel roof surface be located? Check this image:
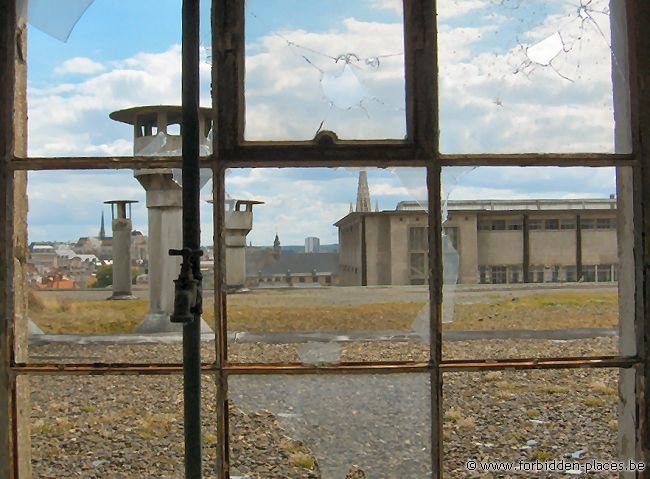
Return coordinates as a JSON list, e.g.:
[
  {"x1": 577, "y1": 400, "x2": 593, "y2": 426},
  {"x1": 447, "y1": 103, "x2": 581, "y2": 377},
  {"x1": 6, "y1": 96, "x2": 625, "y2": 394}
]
[{"x1": 29, "y1": 337, "x2": 621, "y2": 478}]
